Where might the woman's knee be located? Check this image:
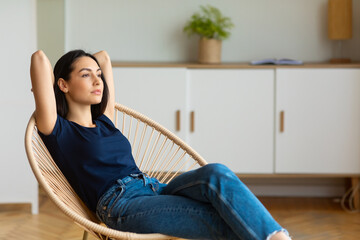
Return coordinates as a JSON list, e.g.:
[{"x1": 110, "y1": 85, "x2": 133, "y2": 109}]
[{"x1": 201, "y1": 163, "x2": 235, "y2": 179}]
